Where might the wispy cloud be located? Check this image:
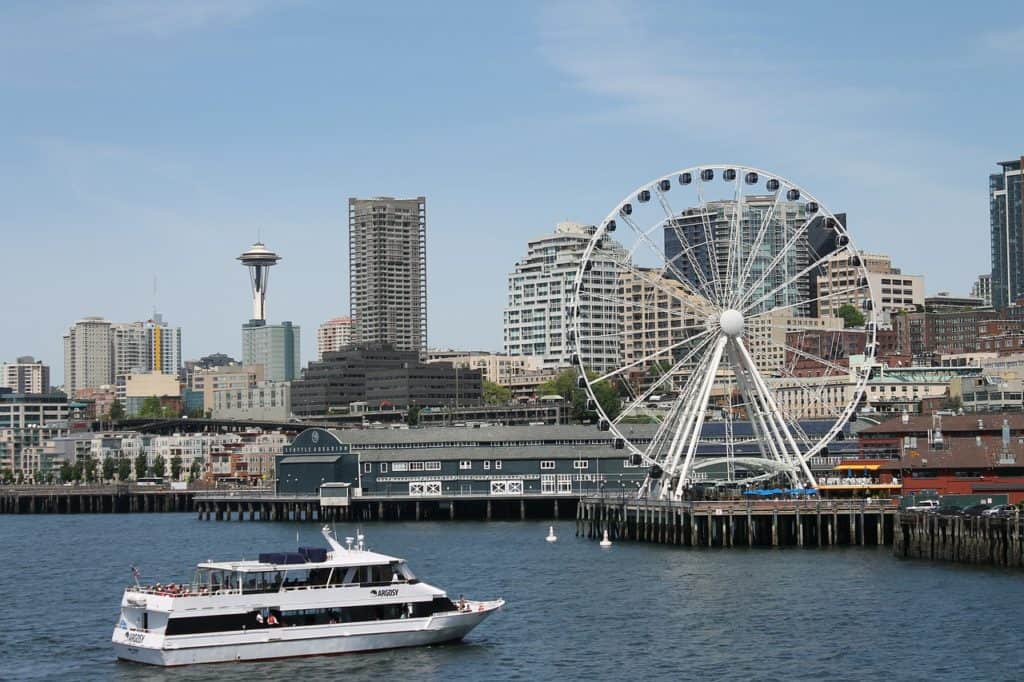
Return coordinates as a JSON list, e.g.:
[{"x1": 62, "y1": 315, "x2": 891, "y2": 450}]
[{"x1": 980, "y1": 25, "x2": 1024, "y2": 55}]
